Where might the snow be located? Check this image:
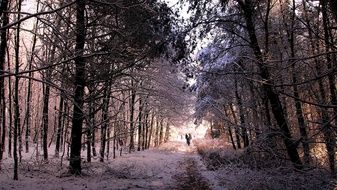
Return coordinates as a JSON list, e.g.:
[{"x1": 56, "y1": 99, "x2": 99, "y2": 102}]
[
  {"x1": 0, "y1": 141, "x2": 210, "y2": 190},
  {"x1": 2, "y1": 139, "x2": 335, "y2": 190}
]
